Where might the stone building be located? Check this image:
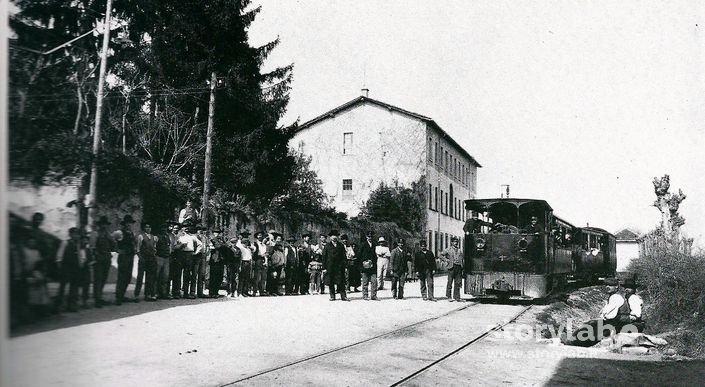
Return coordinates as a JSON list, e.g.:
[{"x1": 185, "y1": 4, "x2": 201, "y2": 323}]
[{"x1": 290, "y1": 95, "x2": 481, "y2": 255}]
